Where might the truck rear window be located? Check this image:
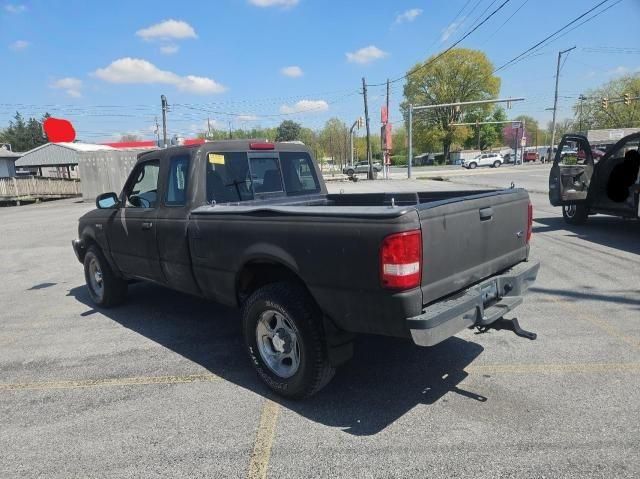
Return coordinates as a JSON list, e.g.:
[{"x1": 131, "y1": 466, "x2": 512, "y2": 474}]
[{"x1": 206, "y1": 151, "x2": 319, "y2": 203}]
